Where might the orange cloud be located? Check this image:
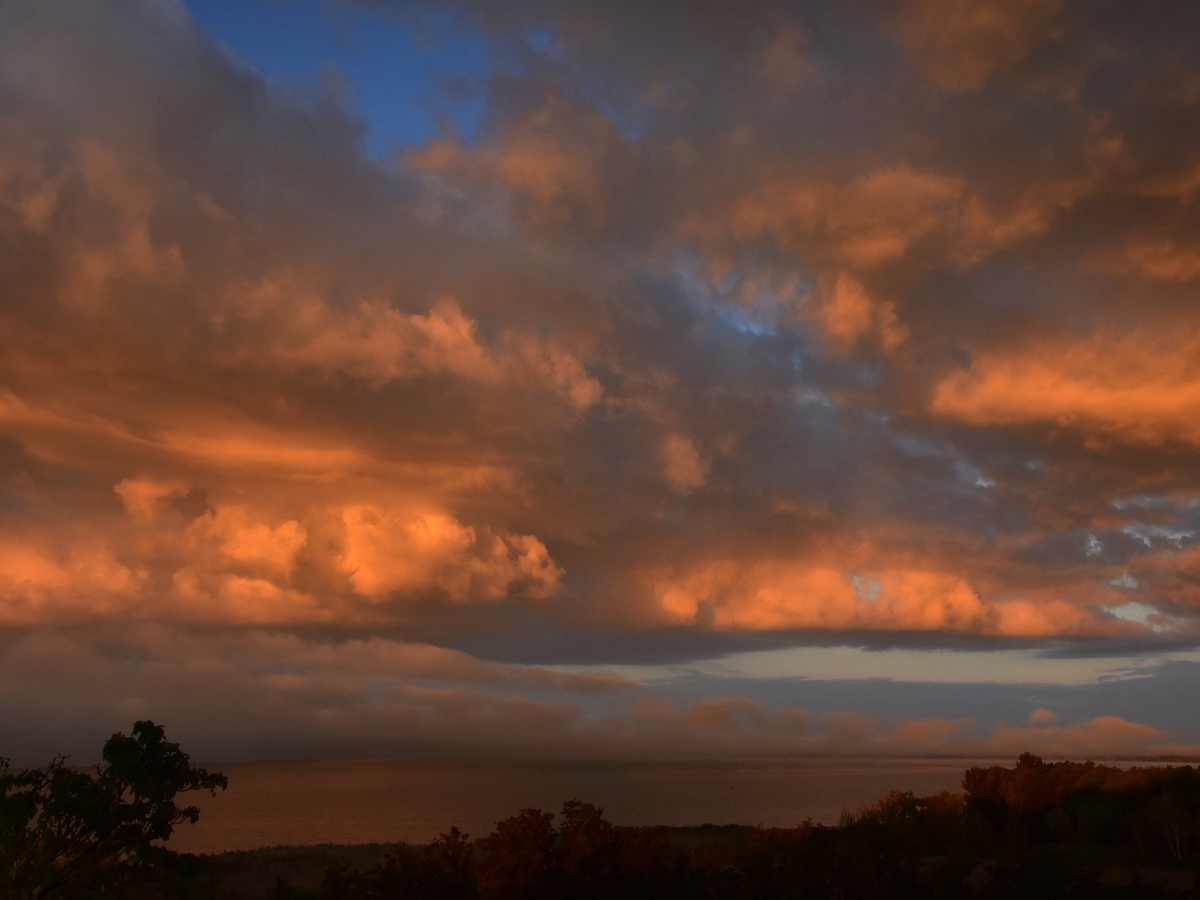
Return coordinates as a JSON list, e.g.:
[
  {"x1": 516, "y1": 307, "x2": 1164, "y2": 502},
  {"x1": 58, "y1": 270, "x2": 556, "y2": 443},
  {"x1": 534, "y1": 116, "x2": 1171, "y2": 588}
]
[
  {"x1": 186, "y1": 505, "x2": 307, "y2": 580},
  {"x1": 223, "y1": 272, "x2": 603, "y2": 410},
  {"x1": 274, "y1": 295, "x2": 501, "y2": 386},
  {"x1": 879, "y1": 714, "x2": 1178, "y2": 760},
  {"x1": 0, "y1": 537, "x2": 140, "y2": 625},
  {"x1": 0, "y1": 492, "x2": 567, "y2": 627},
  {"x1": 931, "y1": 329, "x2": 1200, "y2": 446},
  {"x1": 410, "y1": 92, "x2": 625, "y2": 235},
  {"x1": 646, "y1": 555, "x2": 1125, "y2": 637},
  {"x1": 339, "y1": 505, "x2": 562, "y2": 603},
  {"x1": 1116, "y1": 239, "x2": 1200, "y2": 283},
  {"x1": 114, "y1": 477, "x2": 189, "y2": 525},
  {"x1": 662, "y1": 434, "x2": 709, "y2": 494},
  {"x1": 811, "y1": 273, "x2": 908, "y2": 353},
  {"x1": 168, "y1": 568, "x2": 323, "y2": 625},
  {"x1": 727, "y1": 165, "x2": 965, "y2": 271},
  {"x1": 984, "y1": 716, "x2": 1167, "y2": 756},
  {"x1": 894, "y1": 0, "x2": 1065, "y2": 91}
]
